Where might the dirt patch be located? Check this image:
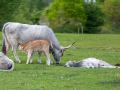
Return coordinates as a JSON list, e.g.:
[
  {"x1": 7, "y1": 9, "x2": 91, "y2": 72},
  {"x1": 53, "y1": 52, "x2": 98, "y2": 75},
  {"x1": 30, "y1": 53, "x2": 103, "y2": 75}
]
[
  {"x1": 66, "y1": 54, "x2": 73, "y2": 56},
  {"x1": 71, "y1": 46, "x2": 77, "y2": 49},
  {"x1": 70, "y1": 74, "x2": 77, "y2": 77},
  {"x1": 55, "y1": 63, "x2": 63, "y2": 66}
]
